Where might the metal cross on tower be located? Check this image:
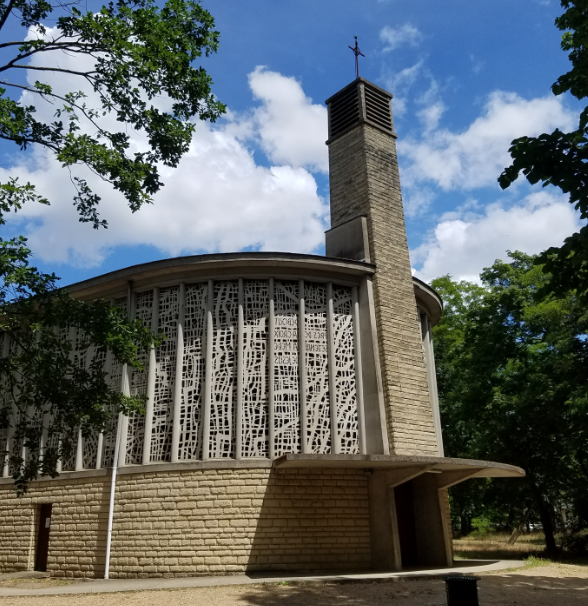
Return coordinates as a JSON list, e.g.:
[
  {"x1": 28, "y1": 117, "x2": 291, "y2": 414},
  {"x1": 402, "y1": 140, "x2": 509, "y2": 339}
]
[{"x1": 348, "y1": 36, "x2": 365, "y2": 79}]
